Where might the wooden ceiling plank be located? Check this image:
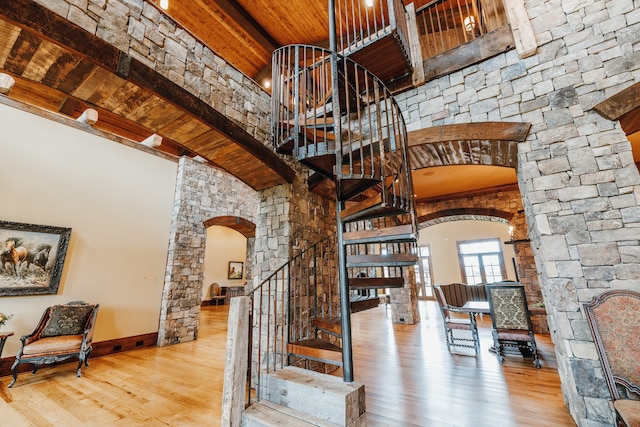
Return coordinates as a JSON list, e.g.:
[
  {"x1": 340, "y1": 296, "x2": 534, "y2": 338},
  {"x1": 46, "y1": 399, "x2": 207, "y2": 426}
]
[
  {"x1": 158, "y1": 115, "x2": 212, "y2": 143},
  {"x1": 85, "y1": 72, "x2": 127, "y2": 106},
  {"x1": 125, "y1": 94, "x2": 166, "y2": 123},
  {"x1": 0, "y1": 20, "x2": 21, "y2": 68},
  {"x1": 71, "y1": 65, "x2": 115, "y2": 100},
  {"x1": 111, "y1": 86, "x2": 153, "y2": 117},
  {"x1": 55, "y1": 58, "x2": 96, "y2": 94},
  {"x1": 3, "y1": 30, "x2": 41, "y2": 76},
  {"x1": 98, "y1": 80, "x2": 141, "y2": 111},
  {"x1": 41, "y1": 51, "x2": 82, "y2": 87},
  {"x1": 22, "y1": 39, "x2": 64, "y2": 82}
]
